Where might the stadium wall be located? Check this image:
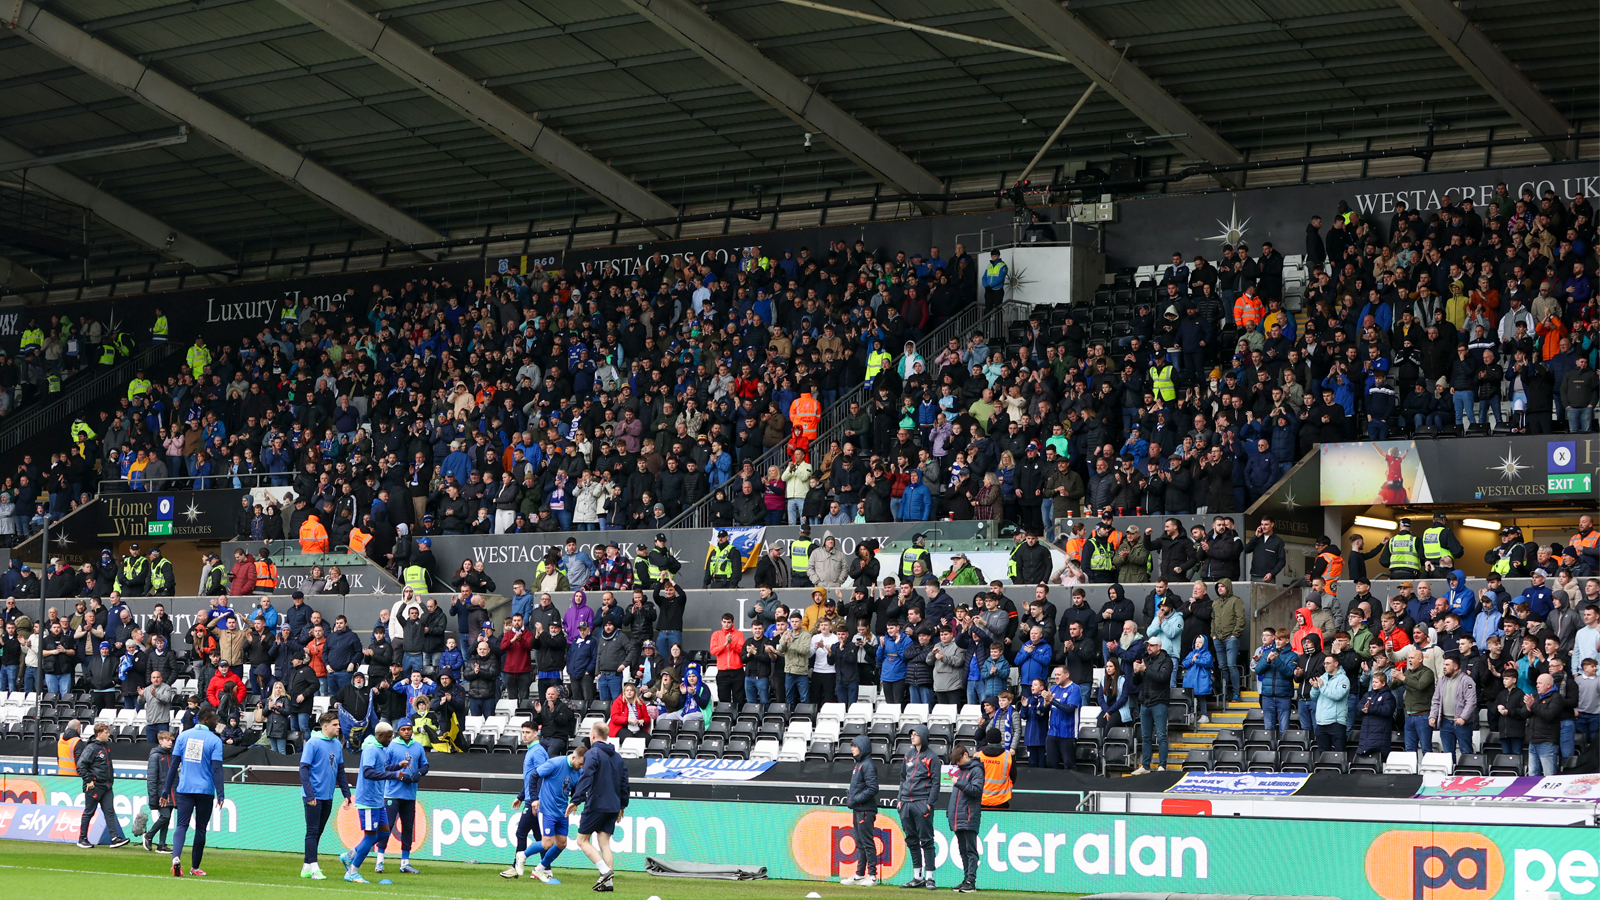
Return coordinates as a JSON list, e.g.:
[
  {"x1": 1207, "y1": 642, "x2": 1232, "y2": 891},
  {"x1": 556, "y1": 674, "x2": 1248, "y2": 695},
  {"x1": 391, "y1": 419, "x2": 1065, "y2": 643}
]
[{"x1": 3, "y1": 773, "x2": 1596, "y2": 897}]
